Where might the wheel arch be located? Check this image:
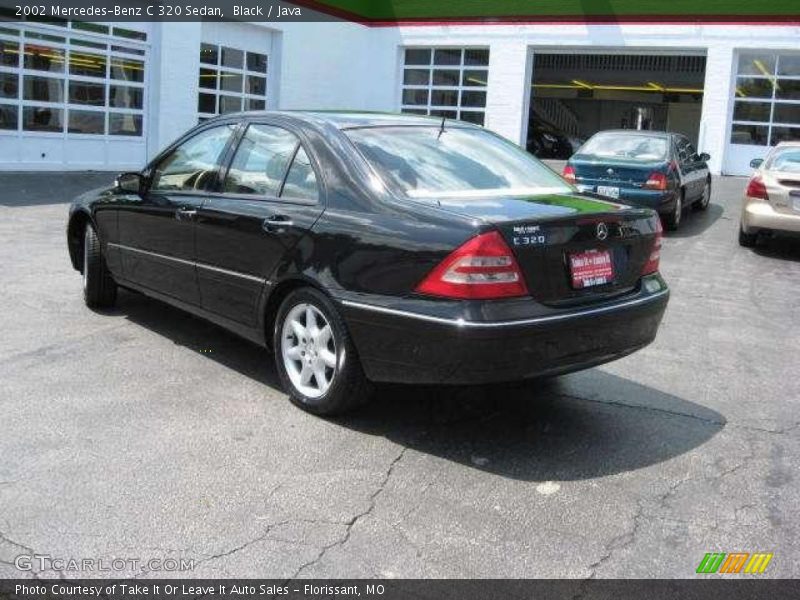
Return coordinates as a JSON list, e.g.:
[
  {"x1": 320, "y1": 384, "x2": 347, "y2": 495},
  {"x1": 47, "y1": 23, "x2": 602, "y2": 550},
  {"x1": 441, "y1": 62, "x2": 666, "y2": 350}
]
[{"x1": 263, "y1": 276, "x2": 331, "y2": 351}]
